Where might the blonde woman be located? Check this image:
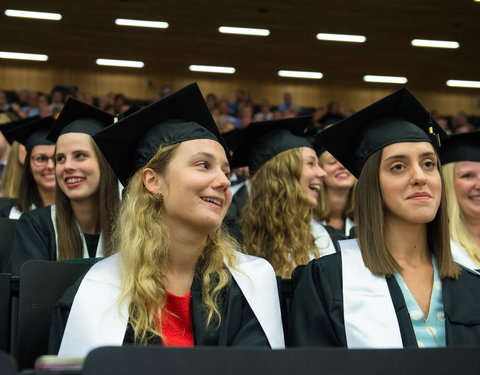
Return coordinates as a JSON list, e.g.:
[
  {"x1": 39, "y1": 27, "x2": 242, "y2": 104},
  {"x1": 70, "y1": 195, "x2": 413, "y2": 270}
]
[
  {"x1": 232, "y1": 117, "x2": 336, "y2": 278},
  {"x1": 57, "y1": 83, "x2": 283, "y2": 357},
  {"x1": 289, "y1": 88, "x2": 480, "y2": 348},
  {"x1": 440, "y1": 132, "x2": 480, "y2": 270}
]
